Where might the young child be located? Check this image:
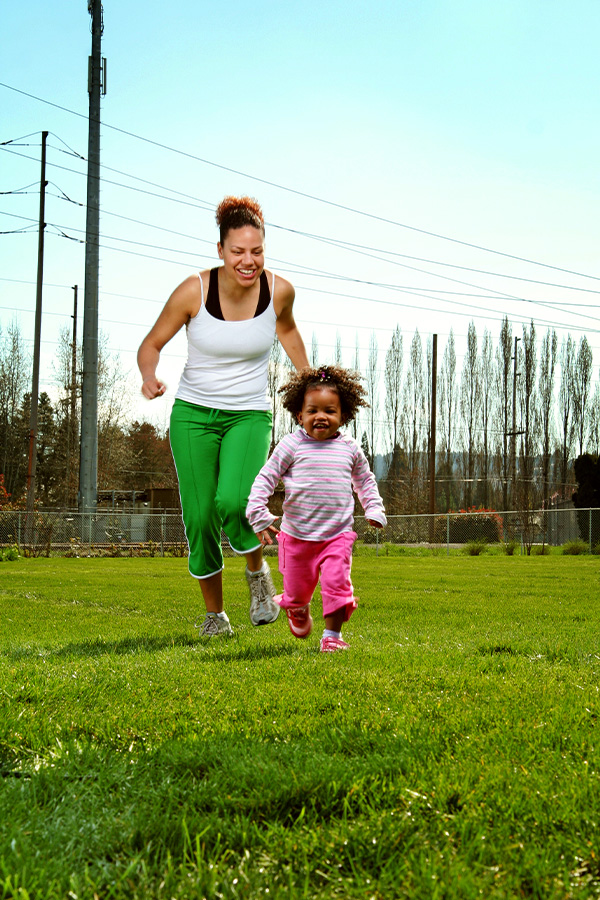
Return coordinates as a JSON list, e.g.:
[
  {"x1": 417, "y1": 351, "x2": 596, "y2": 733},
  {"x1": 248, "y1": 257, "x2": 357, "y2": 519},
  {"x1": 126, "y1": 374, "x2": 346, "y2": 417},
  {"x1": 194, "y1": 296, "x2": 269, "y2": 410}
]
[{"x1": 246, "y1": 365, "x2": 387, "y2": 652}]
